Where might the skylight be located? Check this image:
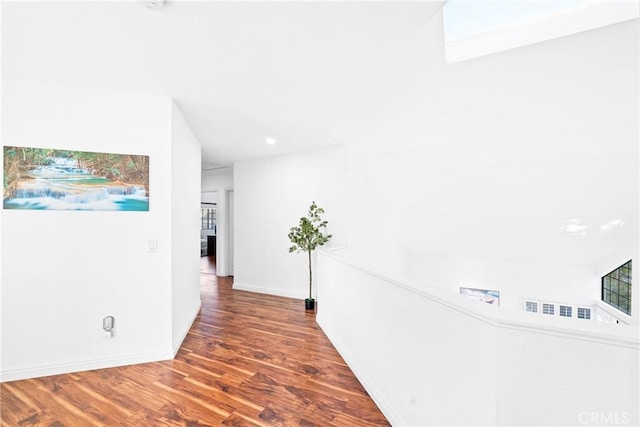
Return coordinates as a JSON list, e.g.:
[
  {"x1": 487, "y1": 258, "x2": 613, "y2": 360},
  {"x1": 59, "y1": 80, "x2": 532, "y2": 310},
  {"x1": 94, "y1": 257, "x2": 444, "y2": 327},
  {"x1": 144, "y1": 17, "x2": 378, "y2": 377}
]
[{"x1": 443, "y1": 0, "x2": 639, "y2": 63}]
